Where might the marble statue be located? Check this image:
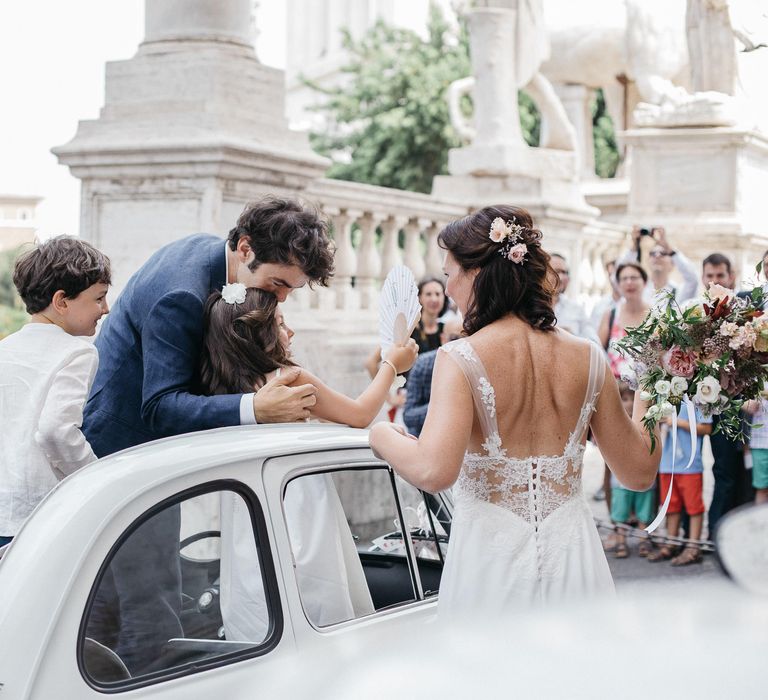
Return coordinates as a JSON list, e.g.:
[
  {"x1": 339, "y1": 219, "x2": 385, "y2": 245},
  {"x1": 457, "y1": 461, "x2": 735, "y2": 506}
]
[
  {"x1": 448, "y1": 0, "x2": 578, "y2": 154},
  {"x1": 634, "y1": 0, "x2": 768, "y2": 128},
  {"x1": 449, "y1": 0, "x2": 693, "y2": 154}
]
